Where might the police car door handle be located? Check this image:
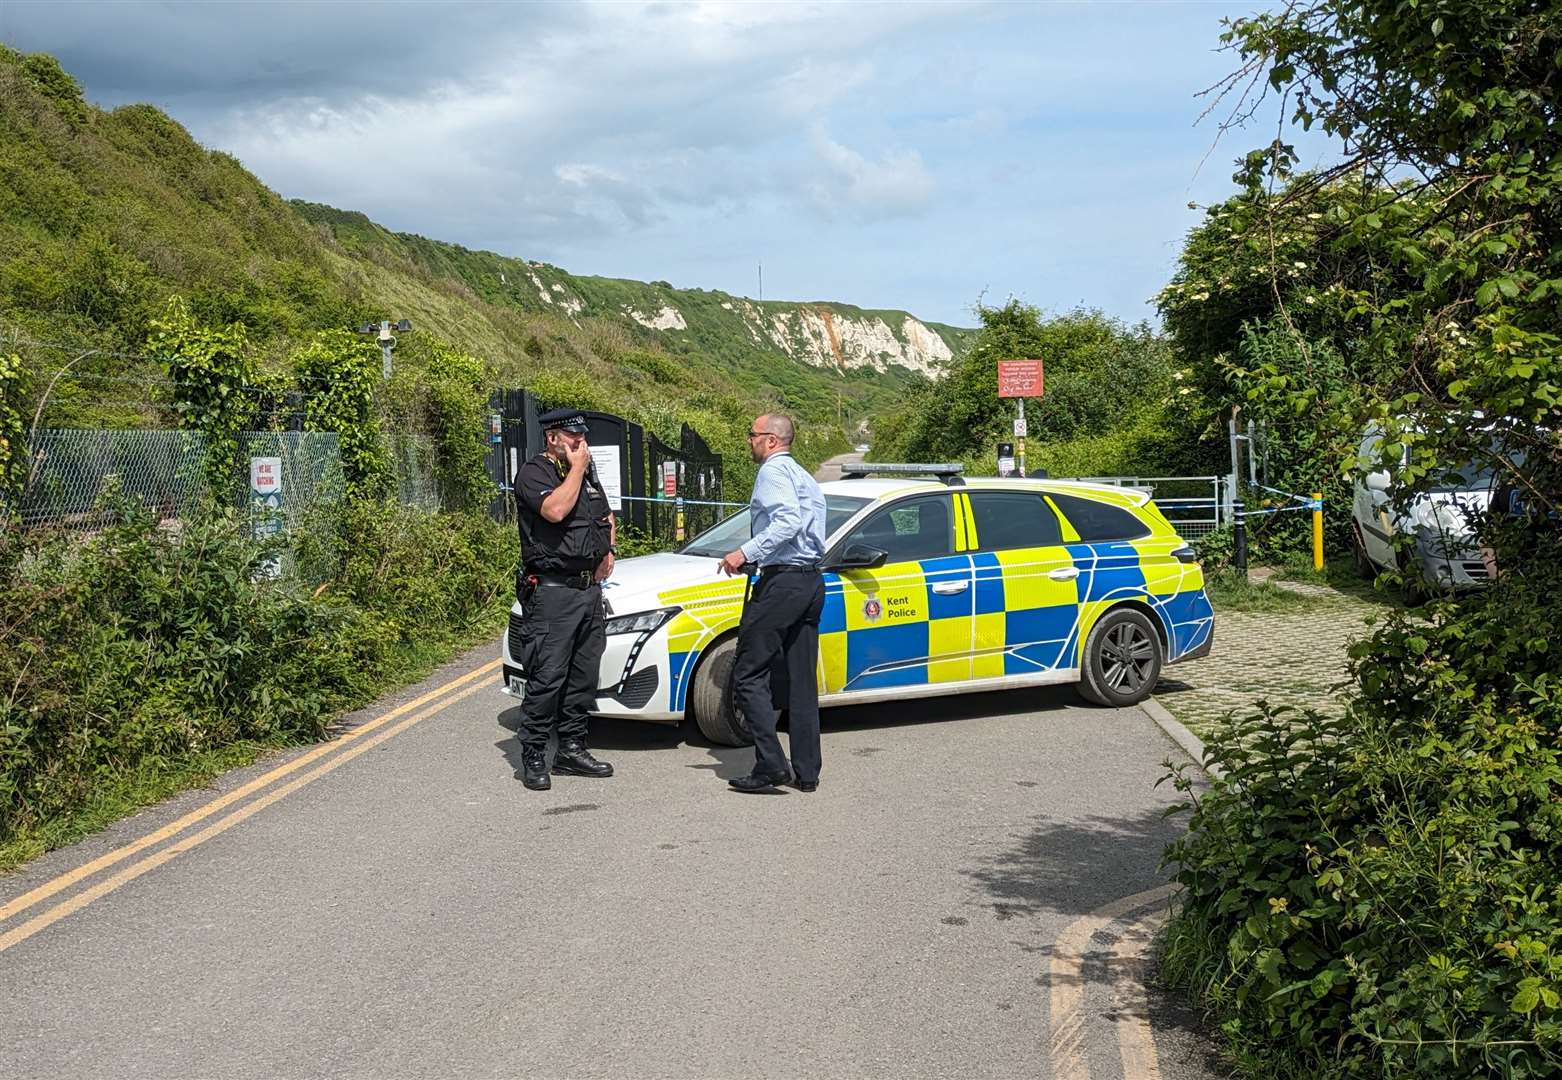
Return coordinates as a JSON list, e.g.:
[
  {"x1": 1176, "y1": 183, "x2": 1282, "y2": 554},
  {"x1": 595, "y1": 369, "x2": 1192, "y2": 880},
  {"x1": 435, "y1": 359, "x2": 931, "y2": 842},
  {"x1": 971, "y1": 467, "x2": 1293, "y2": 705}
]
[
  {"x1": 930, "y1": 580, "x2": 970, "y2": 595},
  {"x1": 1048, "y1": 567, "x2": 1080, "y2": 581}
]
